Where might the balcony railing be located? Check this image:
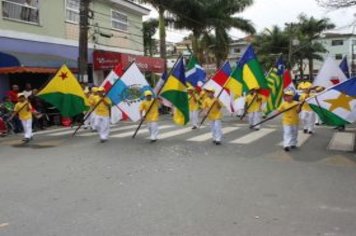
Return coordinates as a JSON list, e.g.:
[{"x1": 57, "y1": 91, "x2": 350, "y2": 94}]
[{"x1": 2, "y1": 0, "x2": 39, "y2": 24}]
